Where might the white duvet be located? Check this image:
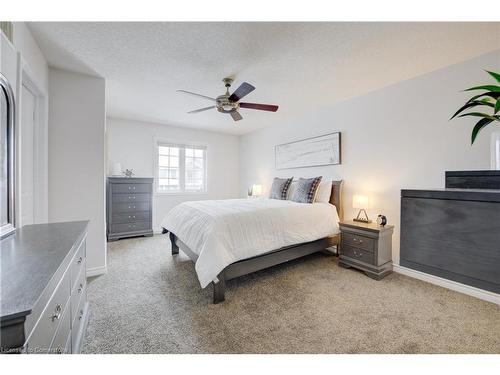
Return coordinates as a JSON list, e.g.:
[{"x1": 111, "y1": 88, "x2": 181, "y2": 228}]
[{"x1": 161, "y1": 198, "x2": 340, "y2": 288}]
